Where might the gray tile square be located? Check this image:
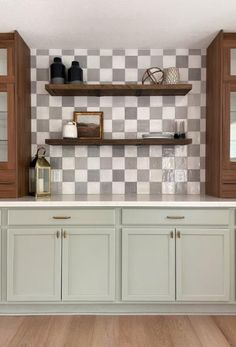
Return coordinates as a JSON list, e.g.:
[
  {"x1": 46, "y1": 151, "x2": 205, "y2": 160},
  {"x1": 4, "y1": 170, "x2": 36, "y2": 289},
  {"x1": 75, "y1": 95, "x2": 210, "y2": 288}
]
[
  {"x1": 100, "y1": 182, "x2": 112, "y2": 194},
  {"x1": 50, "y1": 157, "x2": 62, "y2": 169},
  {"x1": 37, "y1": 69, "x2": 49, "y2": 81},
  {"x1": 37, "y1": 95, "x2": 49, "y2": 107},
  {"x1": 113, "y1": 69, "x2": 125, "y2": 81},
  {"x1": 113, "y1": 146, "x2": 125, "y2": 157},
  {"x1": 75, "y1": 56, "x2": 87, "y2": 68},
  {"x1": 113, "y1": 170, "x2": 124, "y2": 181},
  {"x1": 49, "y1": 107, "x2": 62, "y2": 119},
  {"x1": 88, "y1": 146, "x2": 100, "y2": 157},
  {"x1": 113, "y1": 49, "x2": 125, "y2": 55},
  {"x1": 75, "y1": 157, "x2": 88, "y2": 169},
  {"x1": 189, "y1": 68, "x2": 201, "y2": 81},
  {"x1": 137, "y1": 170, "x2": 149, "y2": 181},
  {"x1": 62, "y1": 97, "x2": 74, "y2": 107},
  {"x1": 125, "y1": 157, "x2": 137, "y2": 169},
  {"x1": 137, "y1": 120, "x2": 149, "y2": 132},
  {"x1": 138, "y1": 97, "x2": 150, "y2": 107},
  {"x1": 87, "y1": 69, "x2": 100, "y2": 81},
  {"x1": 125, "y1": 182, "x2": 137, "y2": 194},
  {"x1": 125, "y1": 56, "x2": 138, "y2": 68},
  {"x1": 88, "y1": 170, "x2": 100, "y2": 181},
  {"x1": 62, "y1": 147, "x2": 75, "y2": 157},
  {"x1": 150, "y1": 157, "x2": 162, "y2": 169},
  {"x1": 63, "y1": 170, "x2": 75, "y2": 182},
  {"x1": 37, "y1": 119, "x2": 49, "y2": 132},
  {"x1": 149, "y1": 182, "x2": 162, "y2": 194},
  {"x1": 176, "y1": 56, "x2": 188, "y2": 68},
  {"x1": 75, "y1": 182, "x2": 87, "y2": 194},
  {"x1": 100, "y1": 157, "x2": 112, "y2": 169},
  {"x1": 125, "y1": 107, "x2": 137, "y2": 119},
  {"x1": 137, "y1": 146, "x2": 150, "y2": 157},
  {"x1": 100, "y1": 56, "x2": 112, "y2": 68}
]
